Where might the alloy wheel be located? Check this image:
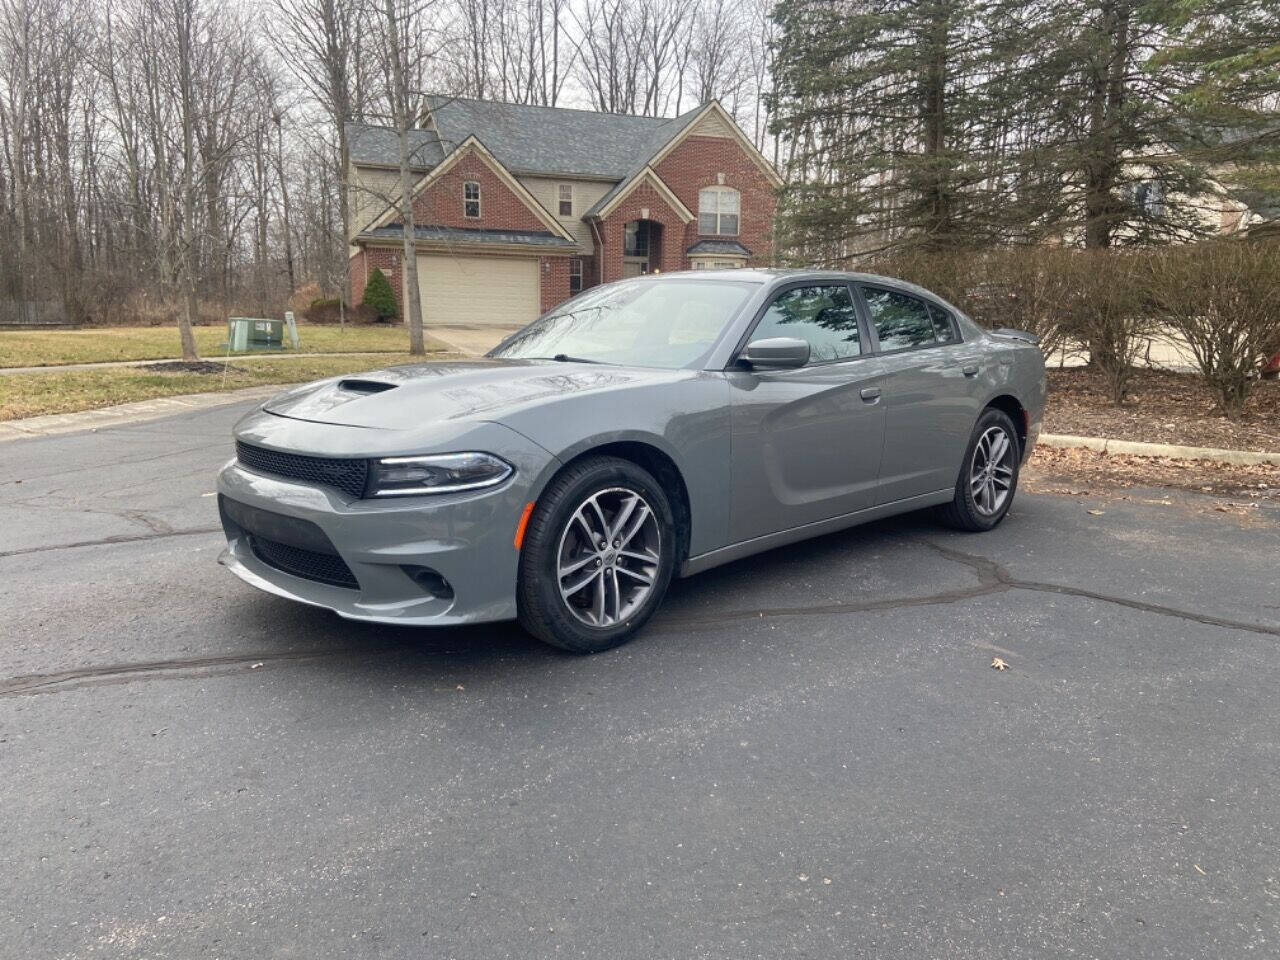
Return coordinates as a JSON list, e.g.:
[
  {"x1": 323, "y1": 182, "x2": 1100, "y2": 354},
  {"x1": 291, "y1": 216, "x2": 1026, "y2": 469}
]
[
  {"x1": 556, "y1": 487, "x2": 661, "y2": 628},
  {"x1": 970, "y1": 425, "x2": 1015, "y2": 516}
]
